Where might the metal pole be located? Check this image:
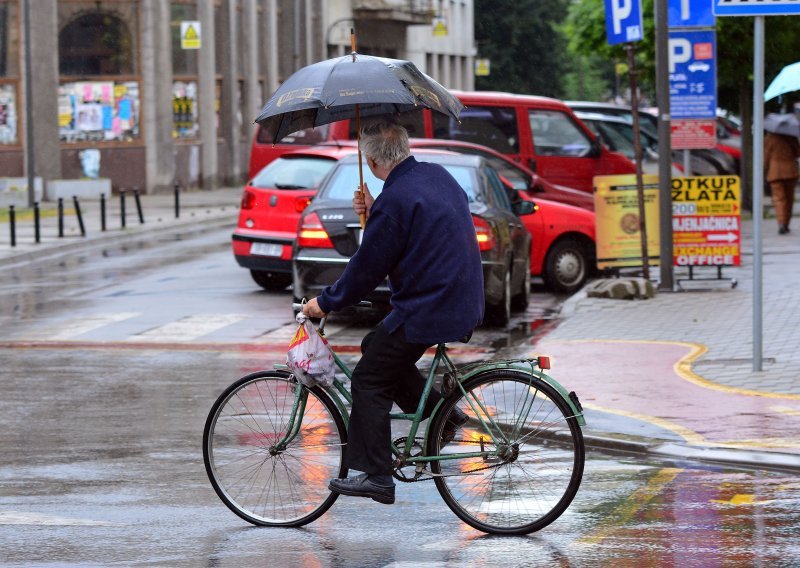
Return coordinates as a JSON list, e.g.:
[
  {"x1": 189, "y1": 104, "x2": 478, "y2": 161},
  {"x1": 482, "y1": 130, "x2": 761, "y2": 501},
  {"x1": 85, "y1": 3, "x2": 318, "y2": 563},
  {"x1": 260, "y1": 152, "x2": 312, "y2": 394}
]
[
  {"x1": 23, "y1": 0, "x2": 35, "y2": 208},
  {"x1": 73, "y1": 195, "x2": 86, "y2": 236},
  {"x1": 683, "y1": 150, "x2": 691, "y2": 176},
  {"x1": 120, "y1": 189, "x2": 127, "y2": 228},
  {"x1": 133, "y1": 187, "x2": 144, "y2": 224},
  {"x1": 9, "y1": 205, "x2": 16, "y2": 247},
  {"x1": 174, "y1": 182, "x2": 180, "y2": 218},
  {"x1": 752, "y1": 16, "x2": 765, "y2": 372},
  {"x1": 58, "y1": 198, "x2": 64, "y2": 237},
  {"x1": 655, "y1": 0, "x2": 674, "y2": 290},
  {"x1": 33, "y1": 201, "x2": 40, "y2": 243},
  {"x1": 627, "y1": 44, "x2": 649, "y2": 280},
  {"x1": 100, "y1": 193, "x2": 107, "y2": 231}
]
